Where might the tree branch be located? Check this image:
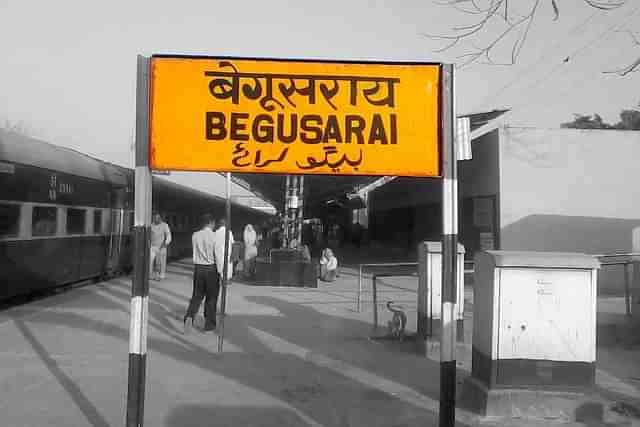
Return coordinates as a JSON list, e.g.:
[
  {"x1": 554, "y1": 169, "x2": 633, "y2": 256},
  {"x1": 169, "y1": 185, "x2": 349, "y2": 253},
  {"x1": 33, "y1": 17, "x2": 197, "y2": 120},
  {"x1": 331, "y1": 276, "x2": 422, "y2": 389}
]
[
  {"x1": 603, "y1": 30, "x2": 640, "y2": 75},
  {"x1": 430, "y1": 0, "x2": 628, "y2": 68},
  {"x1": 603, "y1": 55, "x2": 640, "y2": 76},
  {"x1": 618, "y1": 29, "x2": 640, "y2": 46},
  {"x1": 584, "y1": 0, "x2": 626, "y2": 10}
]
